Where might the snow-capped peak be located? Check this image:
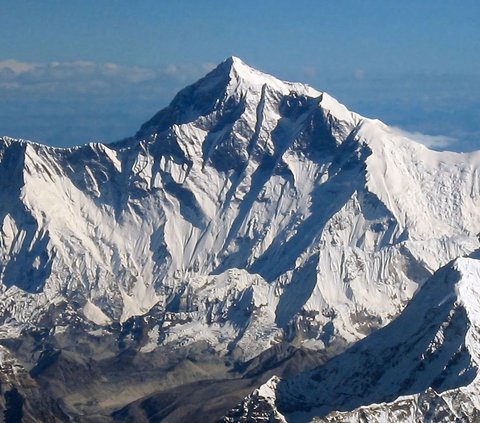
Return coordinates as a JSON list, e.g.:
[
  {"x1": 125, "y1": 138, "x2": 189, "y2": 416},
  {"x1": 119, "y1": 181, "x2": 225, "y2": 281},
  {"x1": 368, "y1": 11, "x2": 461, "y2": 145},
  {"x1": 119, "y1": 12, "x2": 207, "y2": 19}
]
[
  {"x1": 135, "y1": 56, "x2": 327, "y2": 139},
  {"x1": 1, "y1": 56, "x2": 480, "y2": 366},
  {"x1": 220, "y1": 56, "x2": 321, "y2": 98},
  {"x1": 3, "y1": 56, "x2": 480, "y2": 422},
  {"x1": 215, "y1": 57, "x2": 363, "y2": 131}
]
